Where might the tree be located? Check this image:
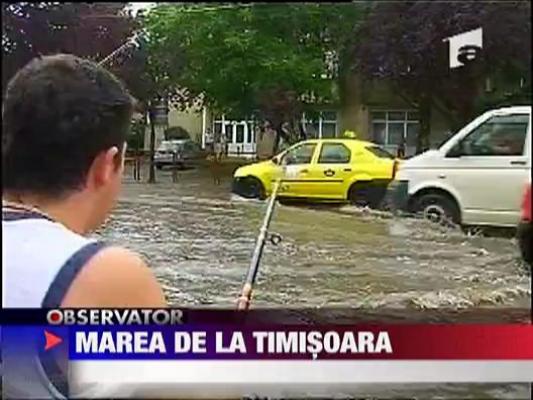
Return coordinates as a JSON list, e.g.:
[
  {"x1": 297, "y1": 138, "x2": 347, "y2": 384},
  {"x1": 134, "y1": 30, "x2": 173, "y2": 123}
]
[
  {"x1": 105, "y1": 32, "x2": 166, "y2": 184},
  {"x1": 110, "y1": 22, "x2": 187, "y2": 183},
  {"x1": 2, "y1": 2, "x2": 172, "y2": 183},
  {"x1": 2, "y1": 2, "x2": 136, "y2": 92},
  {"x1": 352, "y1": 1, "x2": 531, "y2": 152},
  {"x1": 143, "y1": 3, "x2": 367, "y2": 155}
]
